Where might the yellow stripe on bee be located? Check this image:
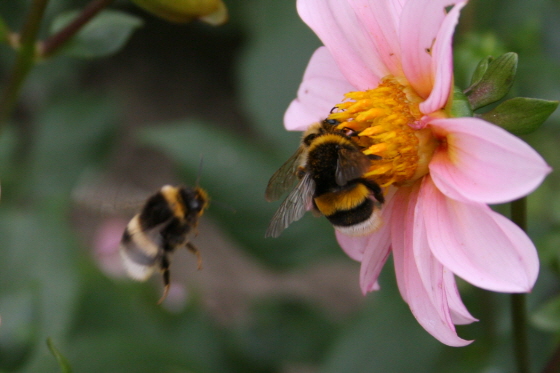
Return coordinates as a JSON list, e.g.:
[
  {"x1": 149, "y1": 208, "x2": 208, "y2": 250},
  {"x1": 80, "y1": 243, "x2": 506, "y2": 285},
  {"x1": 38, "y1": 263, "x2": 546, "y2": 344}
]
[
  {"x1": 308, "y1": 133, "x2": 352, "y2": 152},
  {"x1": 161, "y1": 185, "x2": 185, "y2": 218},
  {"x1": 314, "y1": 184, "x2": 370, "y2": 216}
]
